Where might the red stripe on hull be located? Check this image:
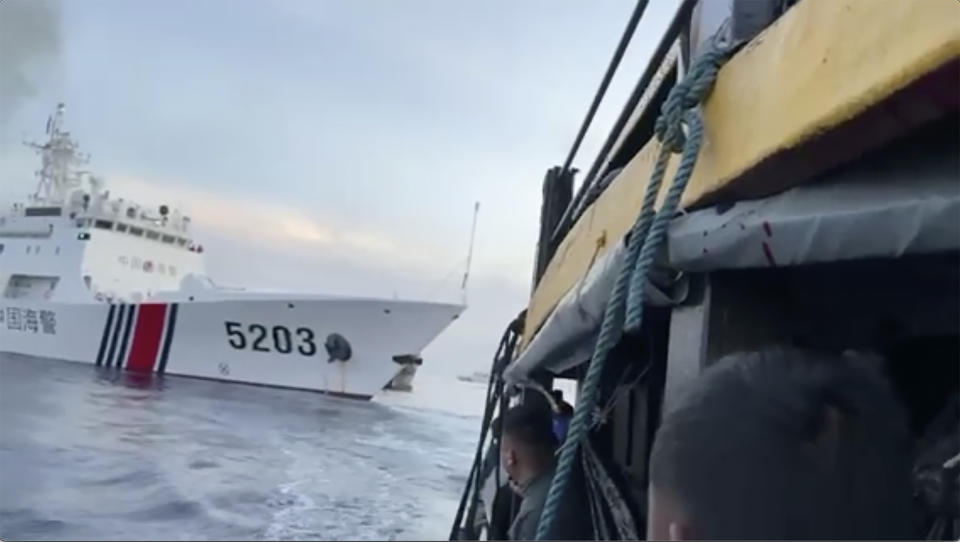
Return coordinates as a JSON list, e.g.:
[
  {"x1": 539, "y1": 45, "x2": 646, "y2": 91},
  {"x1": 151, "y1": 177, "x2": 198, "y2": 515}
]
[{"x1": 125, "y1": 304, "x2": 167, "y2": 373}]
